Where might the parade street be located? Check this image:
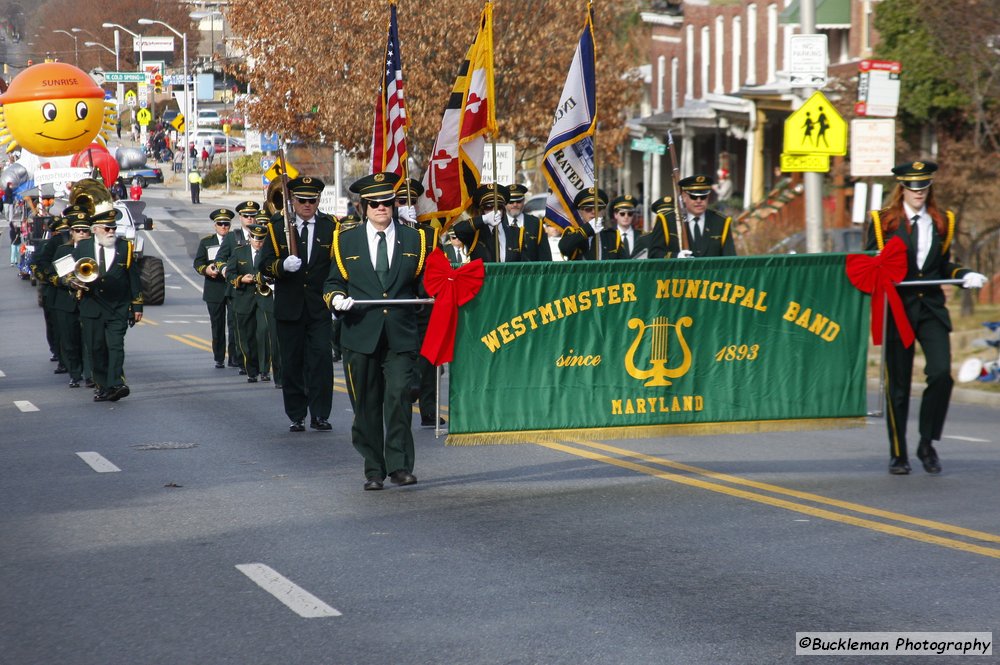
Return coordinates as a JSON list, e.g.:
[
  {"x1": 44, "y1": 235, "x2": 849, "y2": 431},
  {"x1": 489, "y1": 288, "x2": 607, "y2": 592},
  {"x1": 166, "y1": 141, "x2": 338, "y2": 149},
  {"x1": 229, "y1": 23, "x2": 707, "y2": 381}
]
[{"x1": 2, "y1": 188, "x2": 999, "y2": 664}]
